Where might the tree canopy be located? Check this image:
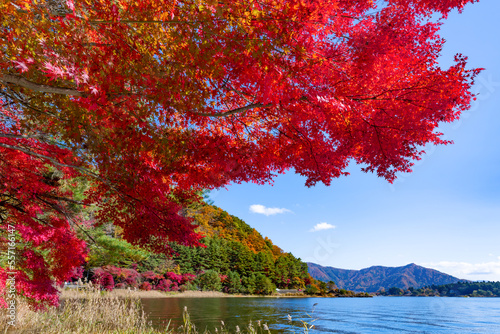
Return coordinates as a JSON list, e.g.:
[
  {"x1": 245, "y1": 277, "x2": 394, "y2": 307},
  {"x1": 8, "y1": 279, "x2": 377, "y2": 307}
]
[{"x1": 0, "y1": 0, "x2": 481, "y2": 307}]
